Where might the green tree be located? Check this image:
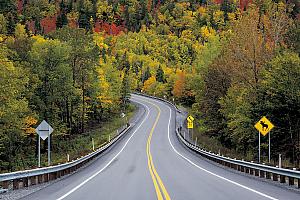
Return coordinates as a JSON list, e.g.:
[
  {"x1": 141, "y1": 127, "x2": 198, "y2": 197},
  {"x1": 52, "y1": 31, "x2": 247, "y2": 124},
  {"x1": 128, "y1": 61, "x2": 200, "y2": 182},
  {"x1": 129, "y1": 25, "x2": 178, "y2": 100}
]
[
  {"x1": 0, "y1": 14, "x2": 7, "y2": 34},
  {"x1": 255, "y1": 52, "x2": 300, "y2": 164},
  {"x1": 0, "y1": 43, "x2": 29, "y2": 171},
  {"x1": 142, "y1": 66, "x2": 151, "y2": 83},
  {"x1": 29, "y1": 36, "x2": 73, "y2": 135},
  {"x1": 156, "y1": 65, "x2": 165, "y2": 83}
]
